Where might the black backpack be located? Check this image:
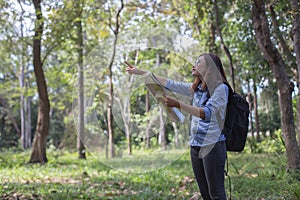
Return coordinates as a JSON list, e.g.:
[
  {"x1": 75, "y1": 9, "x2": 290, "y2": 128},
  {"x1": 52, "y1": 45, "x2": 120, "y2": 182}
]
[{"x1": 222, "y1": 83, "x2": 250, "y2": 152}]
